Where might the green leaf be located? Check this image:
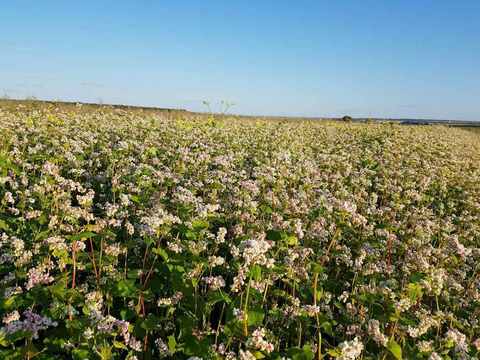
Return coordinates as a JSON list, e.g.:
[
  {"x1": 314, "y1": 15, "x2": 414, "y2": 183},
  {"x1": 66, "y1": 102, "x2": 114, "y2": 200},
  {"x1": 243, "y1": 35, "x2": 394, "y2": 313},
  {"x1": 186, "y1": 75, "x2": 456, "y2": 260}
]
[
  {"x1": 248, "y1": 307, "x2": 265, "y2": 326},
  {"x1": 0, "y1": 296, "x2": 18, "y2": 311},
  {"x1": 38, "y1": 213, "x2": 48, "y2": 225},
  {"x1": 286, "y1": 235, "x2": 298, "y2": 246},
  {"x1": 0, "y1": 330, "x2": 9, "y2": 347},
  {"x1": 0, "y1": 219, "x2": 10, "y2": 231},
  {"x1": 409, "y1": 272, "x2": 426, "y2": 283},
  {"x1": 144, "y1": 236, "x2": 155, "y2": 246},
  {"x1": 327, "y1": 348, "x2": 341, "y2": 357},
  {"x1": 407, "y1": 283, "x2": 423, "y2": 302},
  {"x1": 97, "y1": 345, "x2": 112, "y2": 360},
  {"x1": 141, "y1": 314, "x2": 161, "y2": 331},
  {"x1": 183, "y1": 334, "x2": 211, "y2": 356},
  {"x1": 127, "y1": 269, "x2": 142, "y2": 279},
  {"x1": 287, "y1": 345, "x2": 315, "y2": 360},
  {"x1": 249, "y1": 265, "x2": 262, "y2": 281},
  {"x1": 387, "y1": 339, "x2": 402, "y2": 360},
  {"x1": 266, "y1": 230, "x2": 282, "y2": 241},
  {"x1": 192, "y1": 219, "x2": 209, "y2": 231},
  {"x1": 114, "y1": 279, "x2": 137, "y2": 298},
  {"x1": 152, "y1": 247, "x2": 169, "y2": 261},
  {"x1": 167, "y1": 335, "x2": 176, "y2": 353},
  {"x1": 207, "y1": 291, "x2": 231, "y2": 306},
  {"x1": 113, "y1": 341, "x2": 127, "y2": 349},
  {"x1": 320, "y1": 321, "x2": 333, "y2": 336},
  {"x1": 49, "y1": 278, "x2": 68, "y2": 300},
  {"x1": 69, "y1": 231, "x2": 96, "y2": 241},
  {"x1": 311, "y1": 263, "x2": 324, "y2": 274},
  {"x1": 35, "y1": 230, "x2": 51, "y2": 242},
  {"x1": 130, "y1": 194, "x2": 141, "y2": 204},
  {"x1": 72, "y1": 348, "x2": 91, "y2": 360},
  {"x1": 259, "y1": 204, "x2": 273, "y2": 215},
  {"x1": 185, "y1": 230, "x2": 197, "y2": 241}
]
